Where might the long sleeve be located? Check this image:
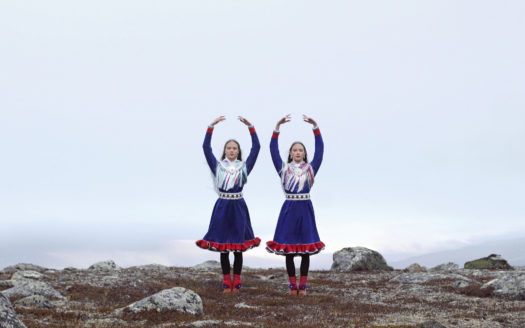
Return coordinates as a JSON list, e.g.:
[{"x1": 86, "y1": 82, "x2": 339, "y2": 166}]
[
  {"x1": 310, "y1": 127, "x2": 324, "y2": 175},
  {"x1": 203, "y1": 126, "x2": 218, "y2": 175},
  {"x1": 245, "y1": 126, "x2": 260, "y2": 175},
  {"x1": 270, "y1": 130, "x2": 283, "y2": 174}
]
